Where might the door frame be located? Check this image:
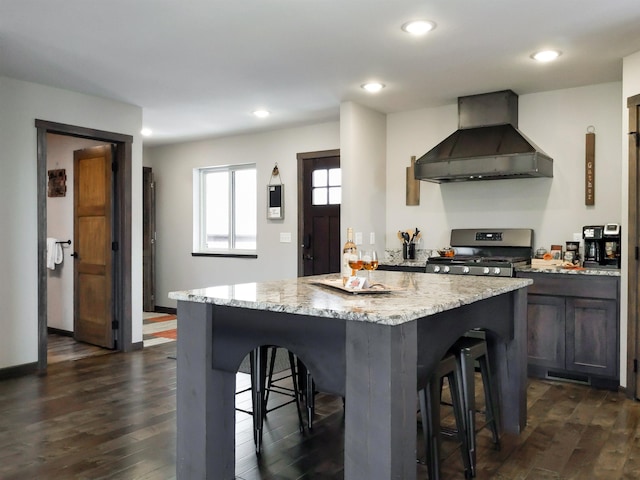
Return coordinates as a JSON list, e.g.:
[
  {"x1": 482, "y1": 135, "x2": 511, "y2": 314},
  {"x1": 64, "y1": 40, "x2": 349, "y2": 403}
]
[
  {"x1": 296, "y1": 149, "x2": 340, "y2": 277},
  {"x1": 143, "y1": 167, "x2": 156, "y2": 312},
  {"x1": 627, "y1": 94, "x2": 640, "y2": 397},
  {"x1": 36, "y1": 119, "x2": 135, "y2": 374}
]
